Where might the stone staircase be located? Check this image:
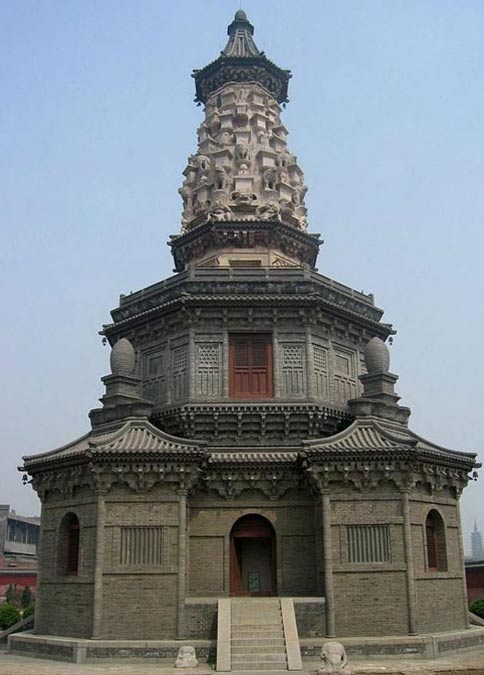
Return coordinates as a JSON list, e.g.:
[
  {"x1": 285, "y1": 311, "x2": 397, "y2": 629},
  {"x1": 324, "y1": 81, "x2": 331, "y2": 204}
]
[
  {"x1": 231, "y1": 598, "x2": 287, "y2": 671},
  {"x1": 217, "y1": 597, "x2": 302, "y2": 672}
]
